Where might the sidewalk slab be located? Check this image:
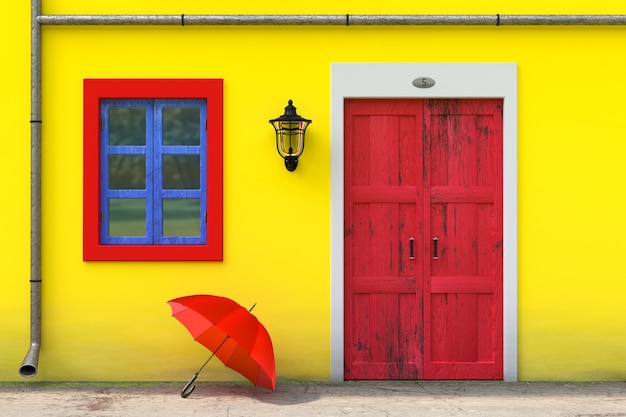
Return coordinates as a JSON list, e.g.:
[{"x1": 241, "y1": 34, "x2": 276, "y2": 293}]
[{"x1": 1, "y1": 381, "x2": 624, "y2": 417}]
